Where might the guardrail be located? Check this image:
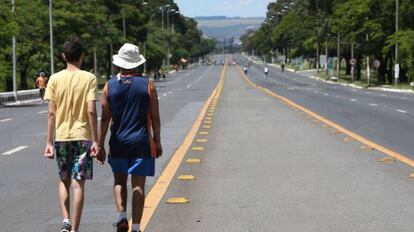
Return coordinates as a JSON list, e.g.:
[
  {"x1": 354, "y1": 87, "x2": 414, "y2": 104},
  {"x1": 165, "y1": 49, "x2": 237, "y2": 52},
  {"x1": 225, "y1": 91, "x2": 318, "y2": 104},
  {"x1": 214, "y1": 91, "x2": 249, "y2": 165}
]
[{"x1": 0, "y1": 89, "x2": 39, "y2": 104}]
